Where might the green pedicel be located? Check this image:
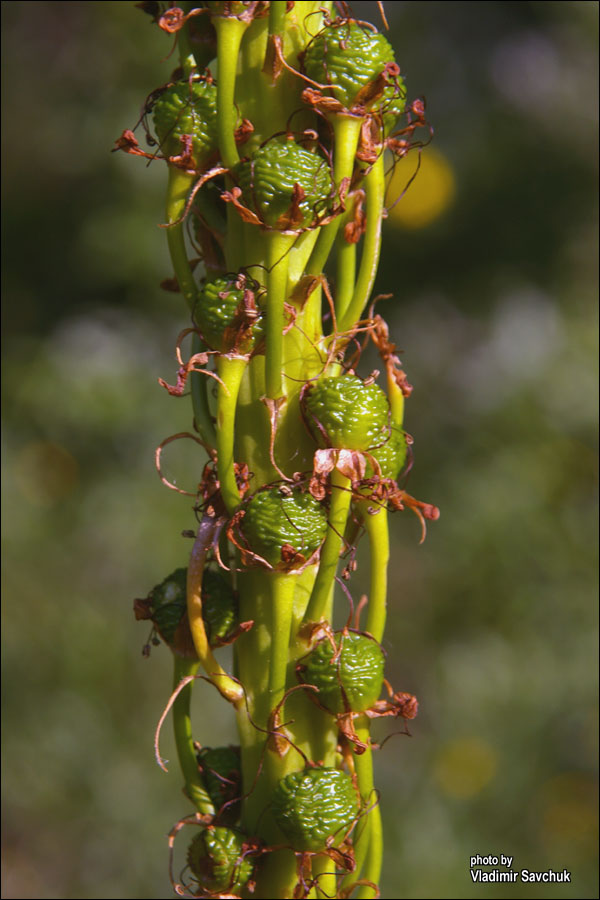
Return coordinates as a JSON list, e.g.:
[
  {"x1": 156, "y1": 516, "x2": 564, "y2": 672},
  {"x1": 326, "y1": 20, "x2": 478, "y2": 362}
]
[
  {"x1": 272, "y1": 767, "x2": 359, "y2": 852},
  {"x1": 299, "y1": 631, "x2": 385, "y2": 714},
  {"x1": 304, "y1": 374, "x2": 390, "y2": 451},
  {"x1": 241, "y1": 487, "x2": 328, "y2": 567},
  {"x1": 186, "y1": 826, "x2": 253, "y2": 893}
]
